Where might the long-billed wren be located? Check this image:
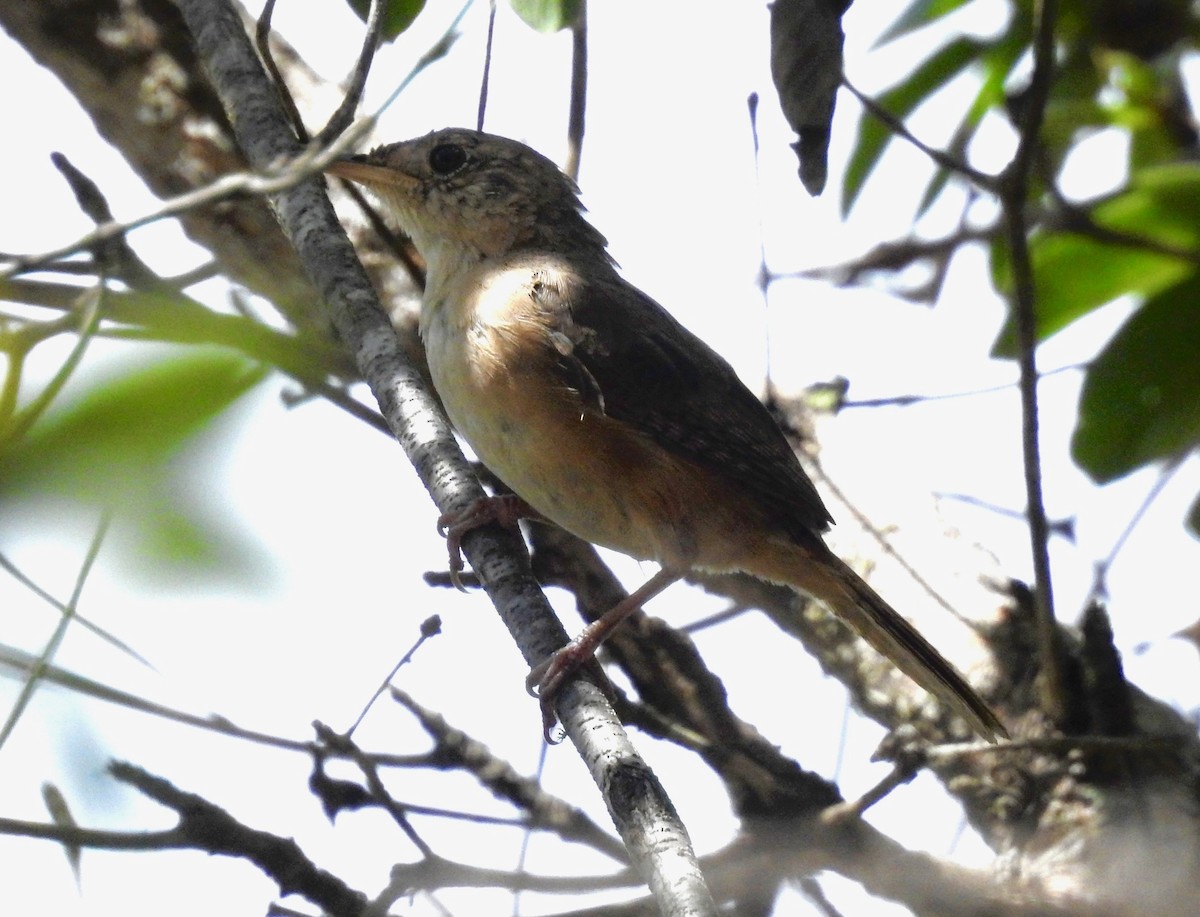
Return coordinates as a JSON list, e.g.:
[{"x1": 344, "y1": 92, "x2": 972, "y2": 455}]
[{"x1": 328, "y1": 128, "x2": 1005, "y2": 741}]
